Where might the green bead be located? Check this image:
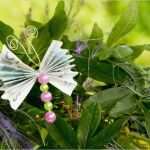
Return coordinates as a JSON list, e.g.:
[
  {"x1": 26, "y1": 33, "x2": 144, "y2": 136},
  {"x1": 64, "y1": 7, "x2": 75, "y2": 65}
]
[
  {"x1": 44, "y1": 102, "x2": 53, "y2": 111},
  {"x1": 40, "y1": 84, "x2": 49, "y2": 92}
]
